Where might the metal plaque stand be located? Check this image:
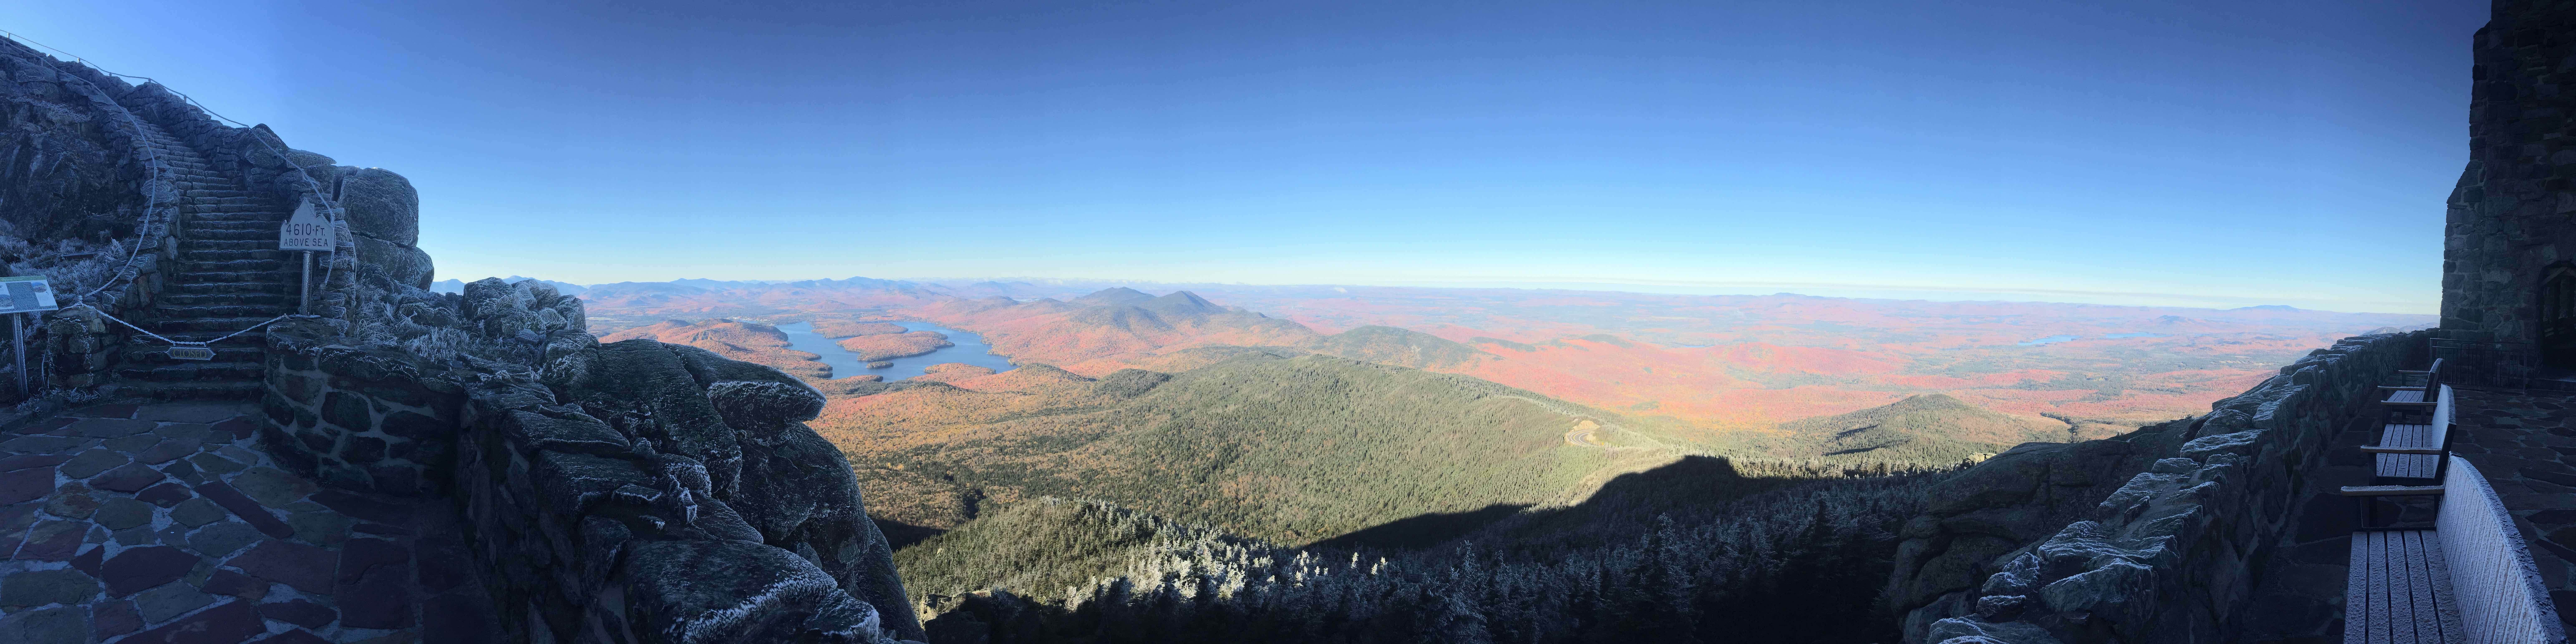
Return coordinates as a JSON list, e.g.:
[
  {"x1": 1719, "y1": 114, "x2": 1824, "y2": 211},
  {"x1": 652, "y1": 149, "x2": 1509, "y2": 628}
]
[
  {"x1": 299, "y1": 251, "x2": 311, "y2": 314},
  {"x1": 11, "y1": 313, "x2": 23, "y2": 397}
]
